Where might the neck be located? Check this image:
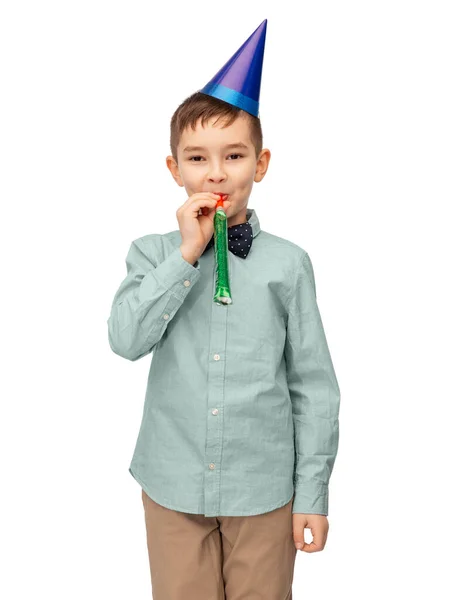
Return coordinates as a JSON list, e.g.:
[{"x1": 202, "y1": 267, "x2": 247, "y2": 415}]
[{"x1": 227, "y1": 207, "x2": 248, "y2": 228}]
